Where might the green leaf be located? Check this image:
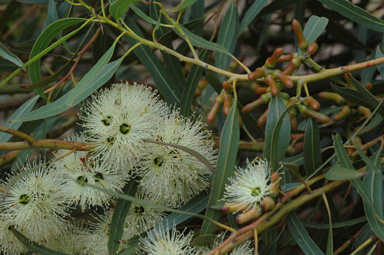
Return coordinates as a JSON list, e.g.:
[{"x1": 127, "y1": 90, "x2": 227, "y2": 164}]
[
  {"x1": 151, "y1": 191, "x2": 209, "y2": 234},
  {"x1": 176, "y1": 0, "x2": 198, "y2": 11},
  {"x1": 238, "y1": 0, "x2": 268, "y2": 34},
  {"x1": 0, "y1": 42, "x2": 25, "y2": 70},
  {"x1": 264, "y1": 94, "x2": 291, "y2": 171},
  {"x1": 191, "y1": 234, "x2": 217, "y2": 247},
  {"x1": 0, "y1": 96, "x2": 38, "y2": 142},
  {"x1": 303, "y1": 16, "x2": 329, "y2": 44},
  {"x1": 302, "y1": 216, "x2": 367, "y2": 229},
  {"x1": 15, "y1": 56, "x2": 124, "y2": 122},
  {"x1": 331, "y1": 85, "x2": 372, "y2": 109},
  {"x1": 348, "y1": 75, "x2": 384, "y2": 118},
  {"x1": 325, "y1": 165, "x2": 364, "y2": 180},
  {"x1": 12, "y1": 228, "x2": 71, "y2": 255},
  {"x1": 200, "y1": 103, "x2": 239, "y2": 234},
  {"x1": 363, "y1": 151, "x2": 384, "y2": 241},
  {"x1": 375, "y1": 47, "x2": 384, "y2": 79},
  {"x1": 287, "y1": 213, "x2": 325, "y2": 255},
  {"x1": 124, "y1": 17, "x2": 181, "y2": 105},
  {"x1": 216, "y1": 2, "x2": 239, "y2": 82},
  {"x1": 65, "y1": 42, "x2": 118, "y2": 106},
  {"x1": 180, "y1": 49, "x2": 208, "y2": 116},
  {"x1": 108, "y1": 180, "x2": 138, "y2": 255},
  {"x1": 304, "y1": 118, "x2": 322, "y2": 176},
  {"x1": 177, "y1": 24, "x2": 232, "y2": 56},
  {"x1": 110, "y1": 0, "x2": 140, "y2": 19},
  {"x1": 142, "y1": 139, "x2": 215, "y2": 175},
  {"x1": 28, "y1": 18, "x2": 87, "y2": 96},
  {"x1": 318, "y1": 0, "x2": 384, "y2": 34}
]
